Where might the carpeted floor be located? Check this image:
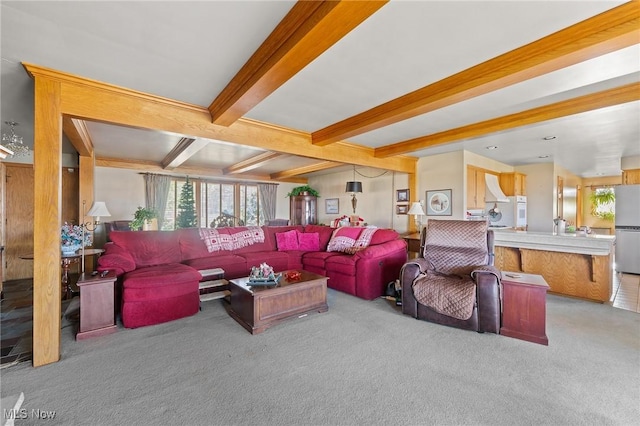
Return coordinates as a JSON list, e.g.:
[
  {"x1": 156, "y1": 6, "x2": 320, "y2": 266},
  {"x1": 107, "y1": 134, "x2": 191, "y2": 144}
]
[{"x1": 1, "y1": 288, "x2": 639, "y2": 425}]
